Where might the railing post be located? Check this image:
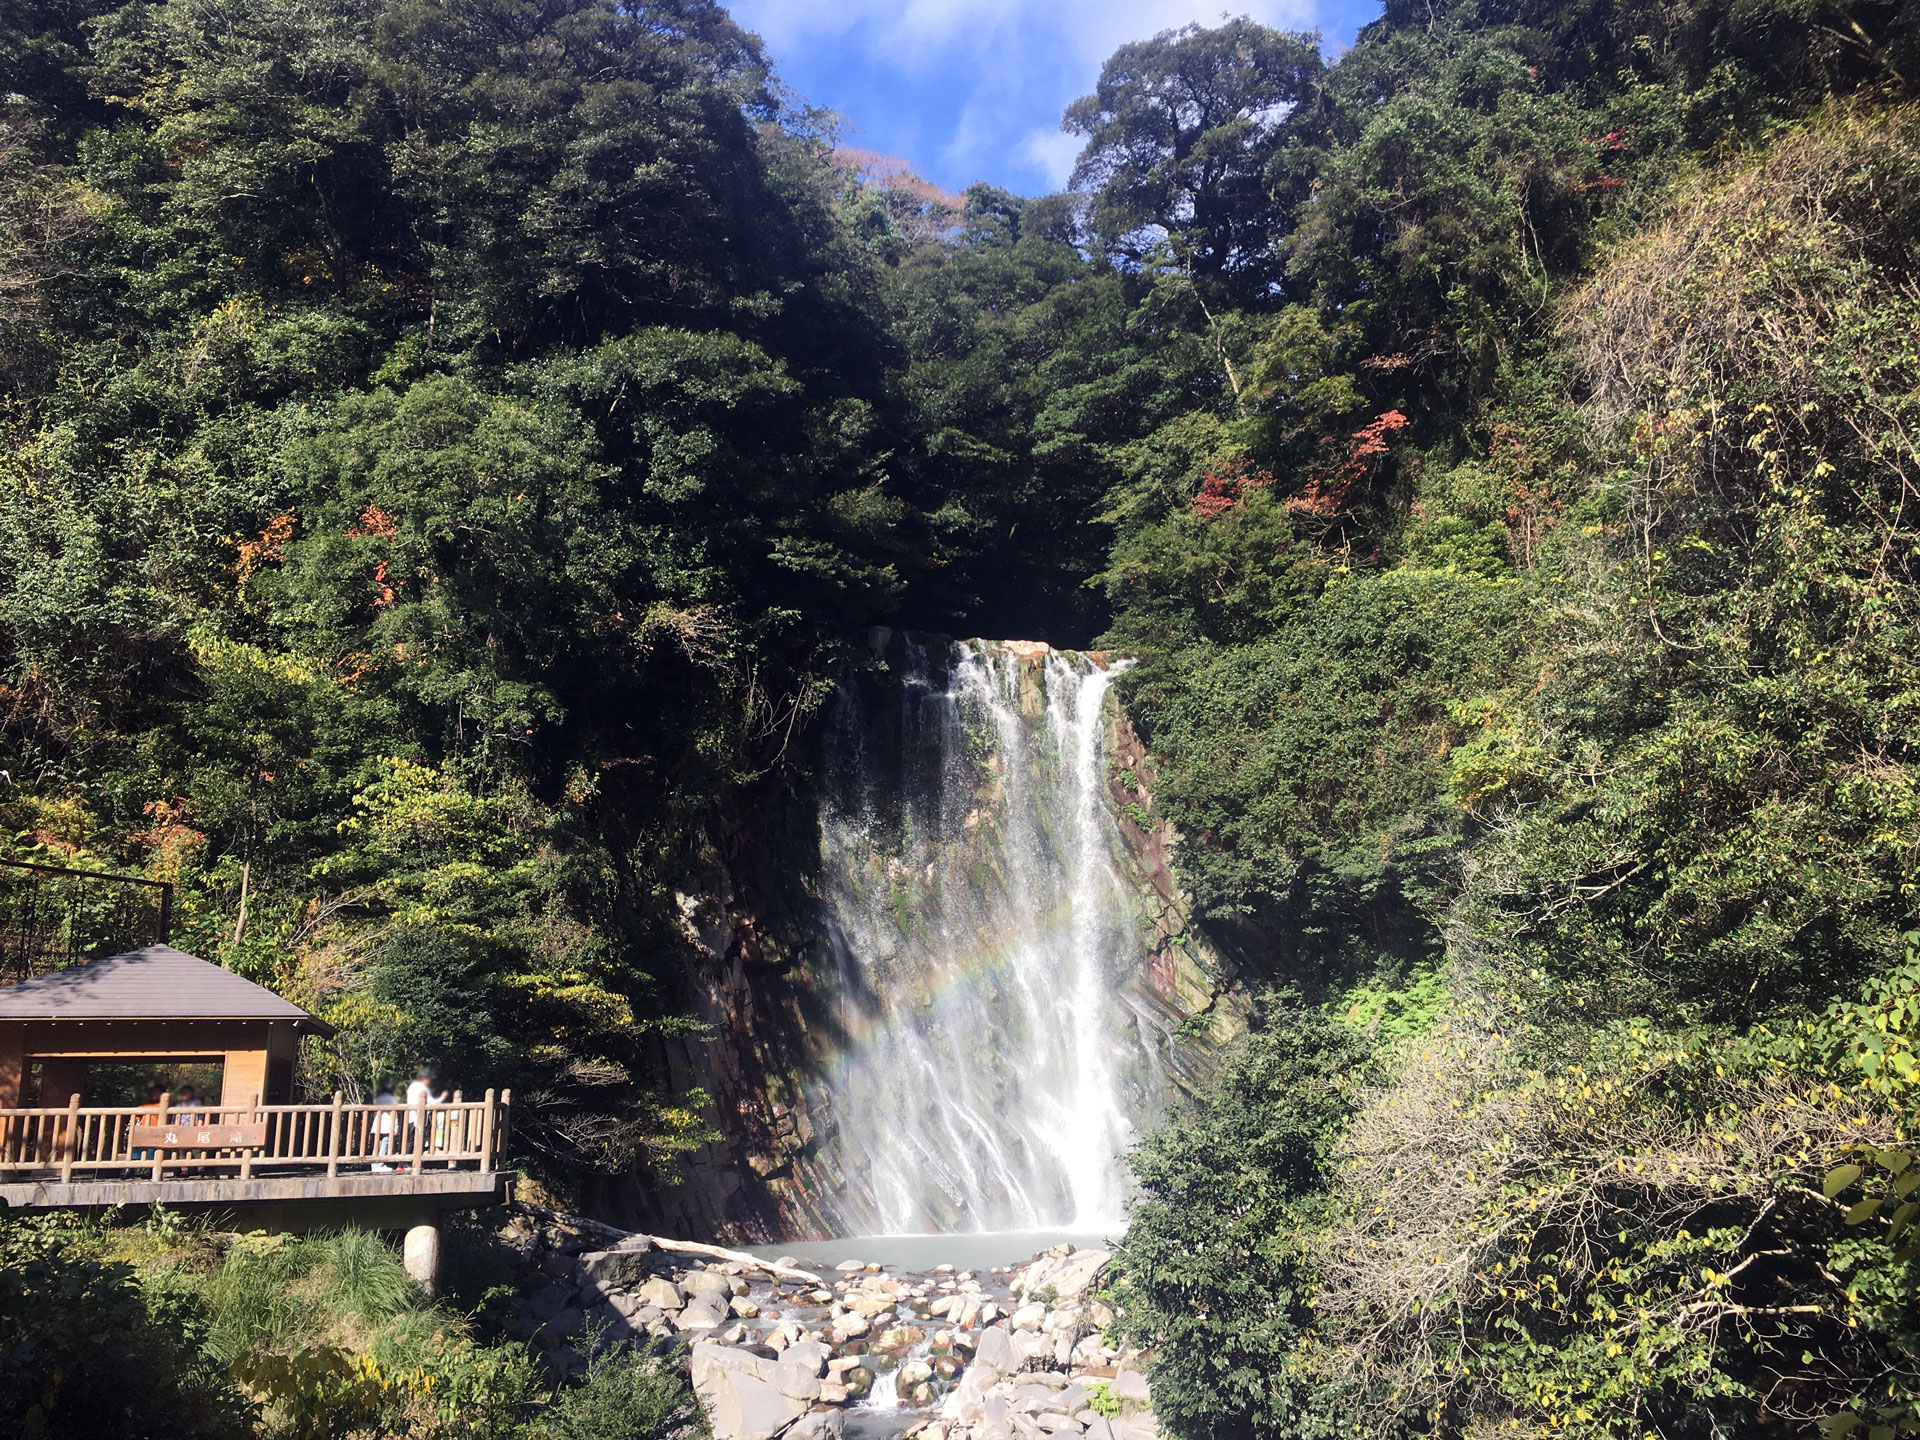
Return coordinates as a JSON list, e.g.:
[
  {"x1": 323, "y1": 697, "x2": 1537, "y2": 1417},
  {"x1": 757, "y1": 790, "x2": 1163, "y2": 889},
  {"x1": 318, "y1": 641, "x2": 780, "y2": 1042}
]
[
  {"x1": 240, "y1": 1094, "x2": 258, "y2": 1180},
  {"x1": 327, "y1": 1091, "x2": 343, "y2": 1177},
  {"x1": 480, "y1": 1088, "x2": 496, "y2": 1171},
  {"x1": 58, "y1": 1093, "x2": 80, "y2": 1183},
  {"x1": 151, "y1": 1092, "x2": 168, "y2": 1181},
  {"x1": 499, "y1": 1088, "x2": 511, "y2": 1164},
  {"x1": 410, "y1": 1093, "x2": 426, "y2": 1175}
]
